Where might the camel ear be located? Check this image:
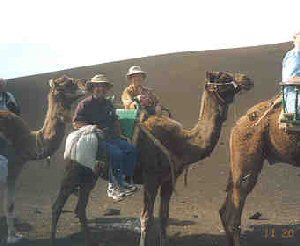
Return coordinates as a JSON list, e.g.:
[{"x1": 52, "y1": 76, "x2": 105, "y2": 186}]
[{"x1": 48, "y1": 79, "x2": 54, "y2": 88}]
